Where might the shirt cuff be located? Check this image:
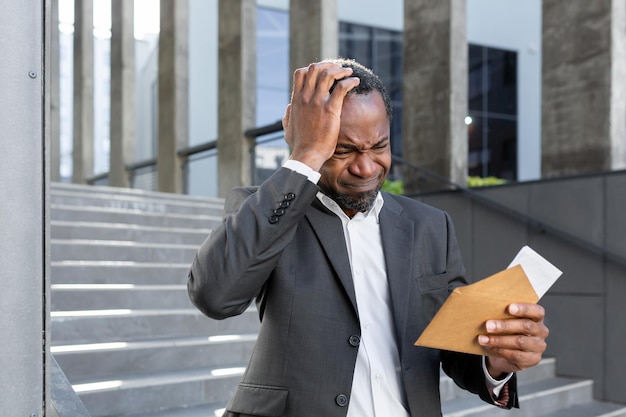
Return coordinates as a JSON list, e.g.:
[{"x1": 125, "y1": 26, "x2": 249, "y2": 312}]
[
  {"x1": 482, "y1": 356, "x2": 514, "y2": 399},
  {"x1": 283, "y1": 159, "x2": 321, "y2": 184}
]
